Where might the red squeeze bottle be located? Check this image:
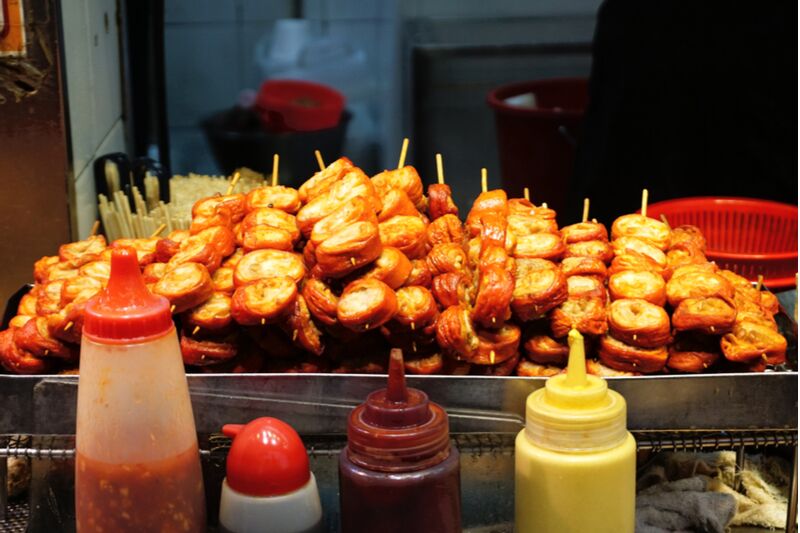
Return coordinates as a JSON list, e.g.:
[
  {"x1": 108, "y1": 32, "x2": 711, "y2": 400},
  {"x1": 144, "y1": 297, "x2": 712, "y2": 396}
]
[
  {"x1": 338, "y1": 349, "x2": 461, "y2": 533},
  {"x1": 75, "y1": 248, "x2": 205, "y2": 532}
]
